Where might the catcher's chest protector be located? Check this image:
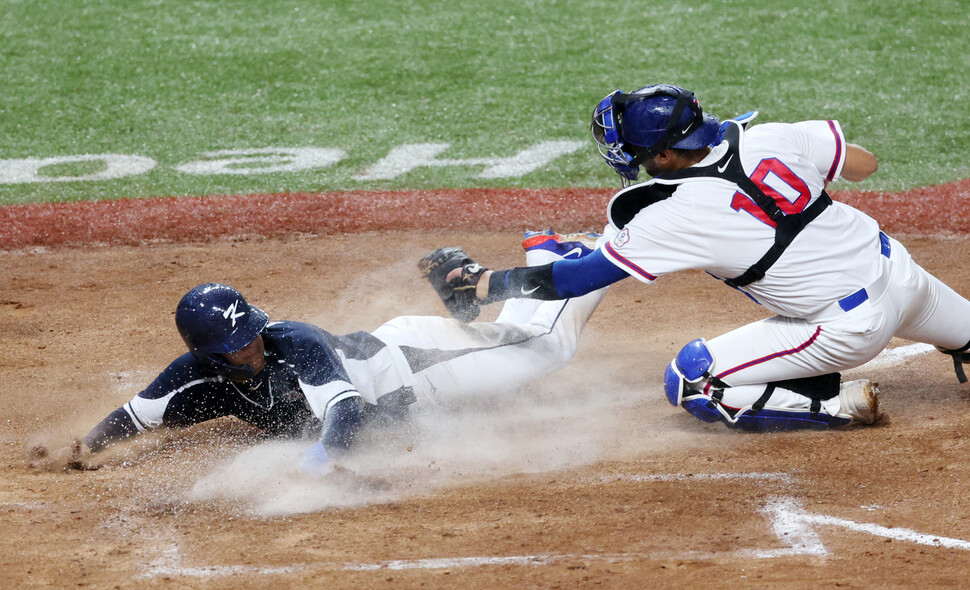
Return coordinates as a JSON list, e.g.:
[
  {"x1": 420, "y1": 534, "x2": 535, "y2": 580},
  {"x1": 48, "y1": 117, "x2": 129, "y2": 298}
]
[{"x1": 607, "y1": 122, "x2": 832, "y2": 288}]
